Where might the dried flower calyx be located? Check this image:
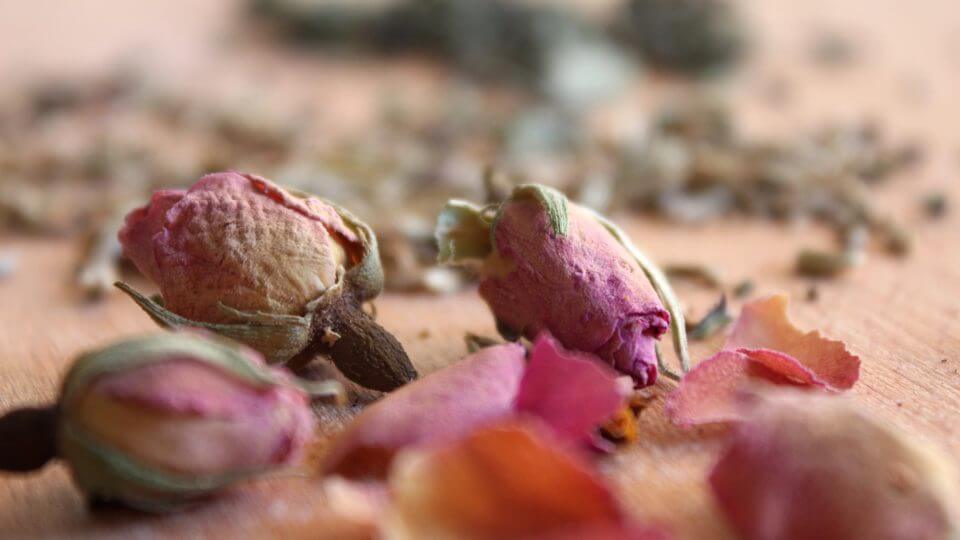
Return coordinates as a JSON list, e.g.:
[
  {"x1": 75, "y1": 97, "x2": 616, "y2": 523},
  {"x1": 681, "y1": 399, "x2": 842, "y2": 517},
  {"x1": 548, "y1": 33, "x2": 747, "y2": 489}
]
[
  {"x1": 0, "y1": 332, "x2": 337, "y2": 512},
  {"x1": 116, "y1": 171, "x2": 417, "y2": 392},
  {"x1": 436, "y1": 183, "x2": 689, "y2": 387}
]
